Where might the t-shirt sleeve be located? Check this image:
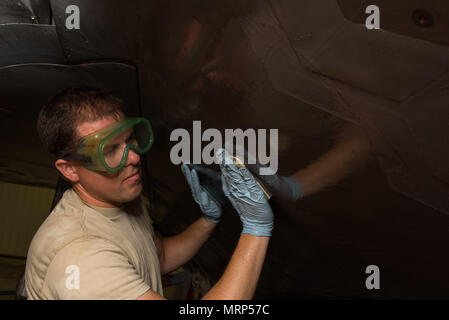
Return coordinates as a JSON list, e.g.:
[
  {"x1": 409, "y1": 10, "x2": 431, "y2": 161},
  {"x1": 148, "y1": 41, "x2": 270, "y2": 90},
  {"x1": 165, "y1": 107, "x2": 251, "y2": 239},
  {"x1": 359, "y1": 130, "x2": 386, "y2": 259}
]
[{"x1": 43, "y1": 237, "x2": 150, "y2": 300}]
